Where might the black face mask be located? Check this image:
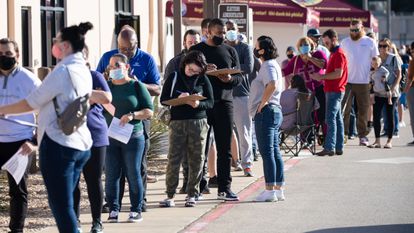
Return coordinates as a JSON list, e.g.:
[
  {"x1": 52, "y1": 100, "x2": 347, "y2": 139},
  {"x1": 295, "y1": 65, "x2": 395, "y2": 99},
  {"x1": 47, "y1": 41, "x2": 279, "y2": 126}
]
[
  {"x1": 0, "y1": 56, "x2": 17, "y2": 70},
  {"x1": 287, "y1": 54, "x2": 294, "y2": 59},
  {"x1": 212, "y1": 36, "x2": 224, "y2": 46},
  {"x1": 253, "y1": 48, "x2": 262, "y2": 58}
]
